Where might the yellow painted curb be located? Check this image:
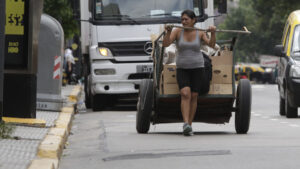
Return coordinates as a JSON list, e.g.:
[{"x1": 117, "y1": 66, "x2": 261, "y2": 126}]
[
  {"x1": 28, "y1": 158, "x2": 58, "y2": 169},
  {"x1": 3, "y1": 117, "x2": 46, "y2": 127},
  {"x1": 55, "y1": 113, "x2": 73, "y2": 133},
  {"x1": 38, "y1": 135, "x2": 64, "y2": 159},
  {"x1": 68, "y1": 85, "x2": 82, "y2": 102},
  {"x1": 30, "y1": 85, "x2": 82, "y2": 169},
  {"x1": 61, "y1": 106, "x2": 74, "y2": 114},
  {"x1": 48, "y1": 128, "x2": 67, "y2": 144}
]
